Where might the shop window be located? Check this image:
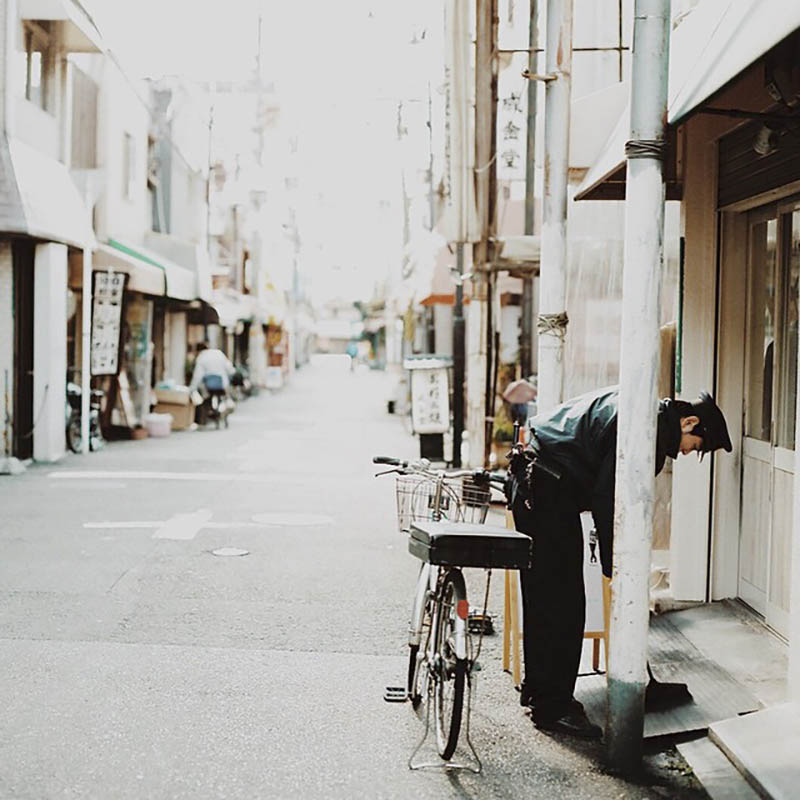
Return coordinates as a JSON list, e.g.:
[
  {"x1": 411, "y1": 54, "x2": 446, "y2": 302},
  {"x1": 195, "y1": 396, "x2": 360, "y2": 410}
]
[{"x1": 745, "y1": 218, "x2": 777, "y2": 442}]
